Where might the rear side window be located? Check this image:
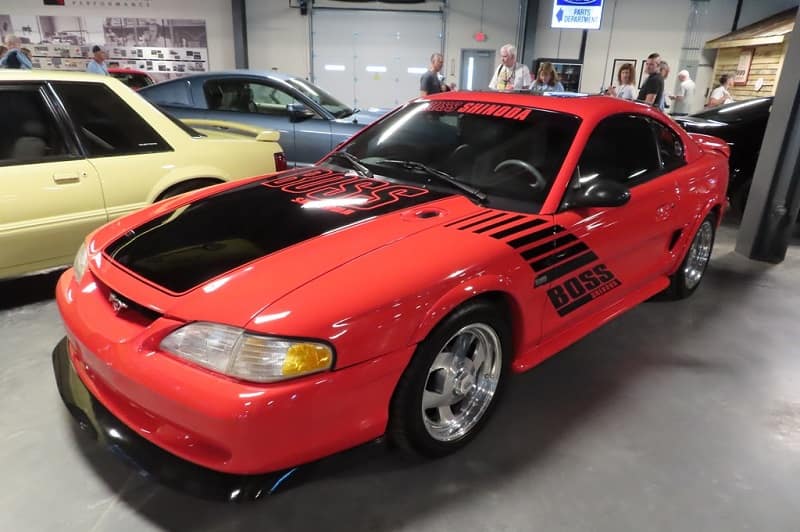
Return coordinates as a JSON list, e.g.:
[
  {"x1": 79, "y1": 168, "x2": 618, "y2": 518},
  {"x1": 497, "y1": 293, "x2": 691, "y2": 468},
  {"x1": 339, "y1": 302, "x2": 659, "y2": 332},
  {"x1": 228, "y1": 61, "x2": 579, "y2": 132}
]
[
  {"x1": 578, "y1": 114, "x2": 661, "y2": 187},
  {"x1": 0, "y1": 86, "x2": 71, "y2": 165},
  {"x1": 652, "y1": 120, "x2": 685, "y2": 172},
  {"x1": 142, "y1": 80, "x2": 193, "y2": 107},
  {"x1": 54, "y1": 82, "x2": 171, "y2": 157}
]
